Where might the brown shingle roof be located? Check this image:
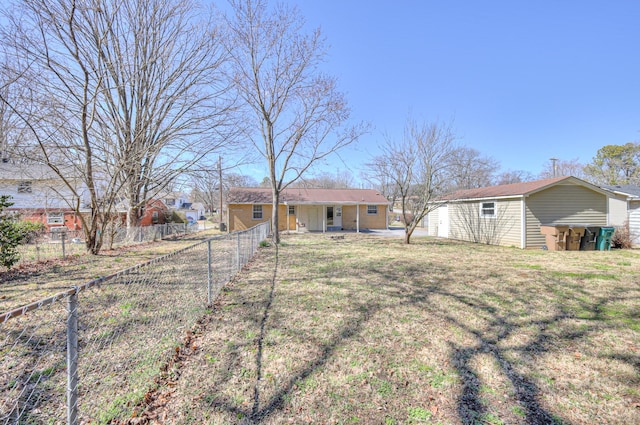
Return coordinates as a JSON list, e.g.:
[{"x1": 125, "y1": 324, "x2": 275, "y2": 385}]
[
  {"x1": 443, "y1": 176, "x2": 587, "y2": 201},
  {"x1": 227, "y1": 187, "x2": 390, "y2": 205}
]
